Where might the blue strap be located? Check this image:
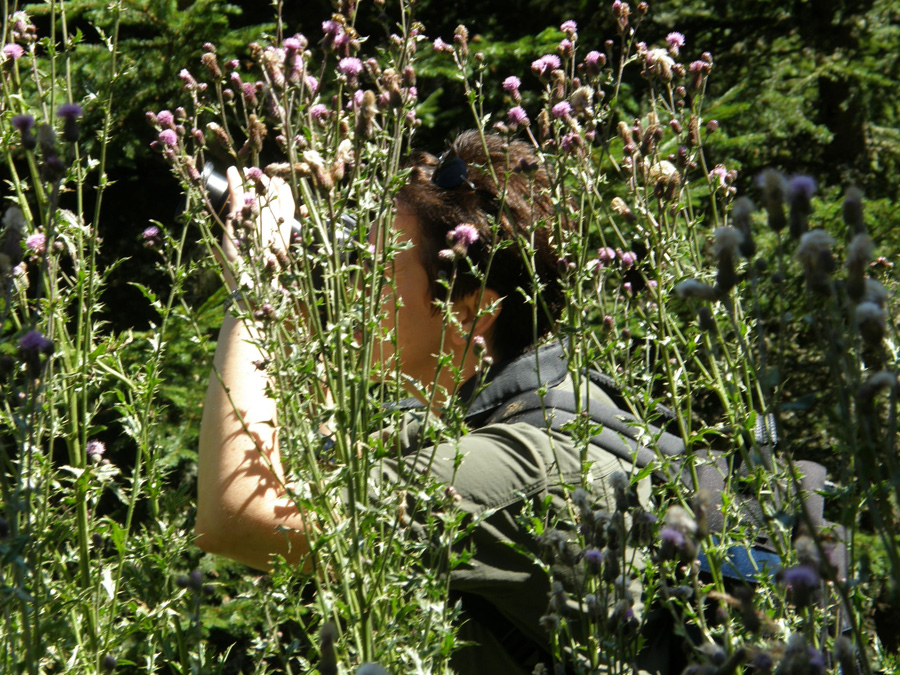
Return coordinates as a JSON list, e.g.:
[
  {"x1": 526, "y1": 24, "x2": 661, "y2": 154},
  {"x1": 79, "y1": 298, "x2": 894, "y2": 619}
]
[{"x1": 697, "y1": 542, "x2": 782, "y2": 582}]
